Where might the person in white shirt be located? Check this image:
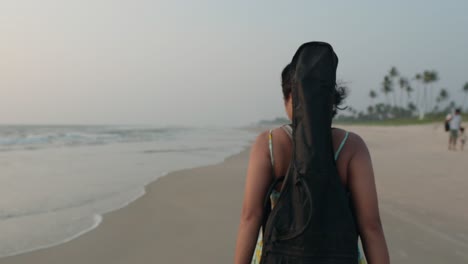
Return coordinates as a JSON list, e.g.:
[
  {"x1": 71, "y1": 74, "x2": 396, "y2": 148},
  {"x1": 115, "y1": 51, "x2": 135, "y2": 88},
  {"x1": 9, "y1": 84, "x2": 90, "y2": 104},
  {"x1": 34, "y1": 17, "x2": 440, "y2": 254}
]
[{"x1": 448, "y1": 109, "x2": 462, "y2": 150}]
